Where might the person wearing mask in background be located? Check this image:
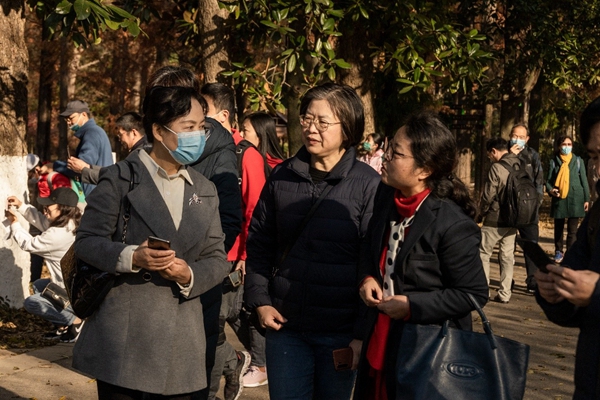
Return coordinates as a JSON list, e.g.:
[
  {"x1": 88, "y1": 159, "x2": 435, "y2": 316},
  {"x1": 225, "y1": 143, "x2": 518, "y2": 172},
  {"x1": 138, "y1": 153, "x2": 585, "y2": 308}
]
[
  {"x1": 201, "y1": 83, "x2": 243, "y2": 144},
  {"x1": 355, "y1": 112, "x2": 488, "y2": 399},
  {"x1": 72, "y1": 85, "x2": 230, "y2": 399},
  {"x1": 358, "y1": 133, "x2": 385, "y2": 174},
  {"x1": 535, "y1": 96, "x2": 600, "y2": 399},
  {"x1": 245, "y1": 83, "x2": 380, "y2": 400},
  {"x1": 144, "y1": 67, "x2": 242, "y2": 400},
  {"x1": 546, "y1": 135, "x2": 589, "y2": 263},
  {"x1": 509, "y1": 124, "x2": 544, "y2": 293},
  {"x1": 6, "y1": 188, "x2": 84, "y2": 342},
  {"x1": 479, "y1": 137, "x2": 519, "y2": 304},
  {"x1": 59, "y1": 100, "x2": 113, "y2": 196},
  {"x1": 68, "y1": 112, "x2": 149, "y2": 185}
]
